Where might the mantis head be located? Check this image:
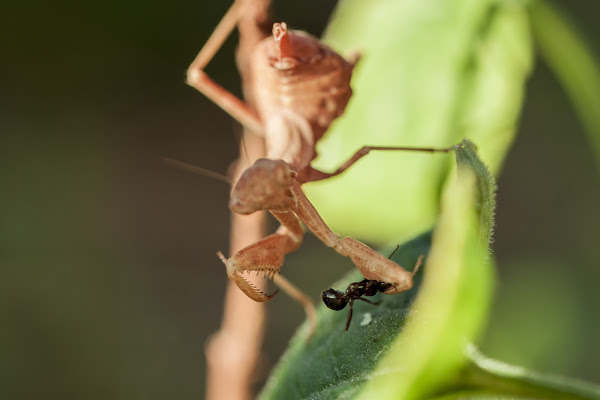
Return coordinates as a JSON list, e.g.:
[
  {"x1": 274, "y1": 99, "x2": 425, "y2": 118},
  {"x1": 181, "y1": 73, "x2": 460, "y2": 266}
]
[{"x1": 229, "y1": 158, "x2": 297, "y2": 215}]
